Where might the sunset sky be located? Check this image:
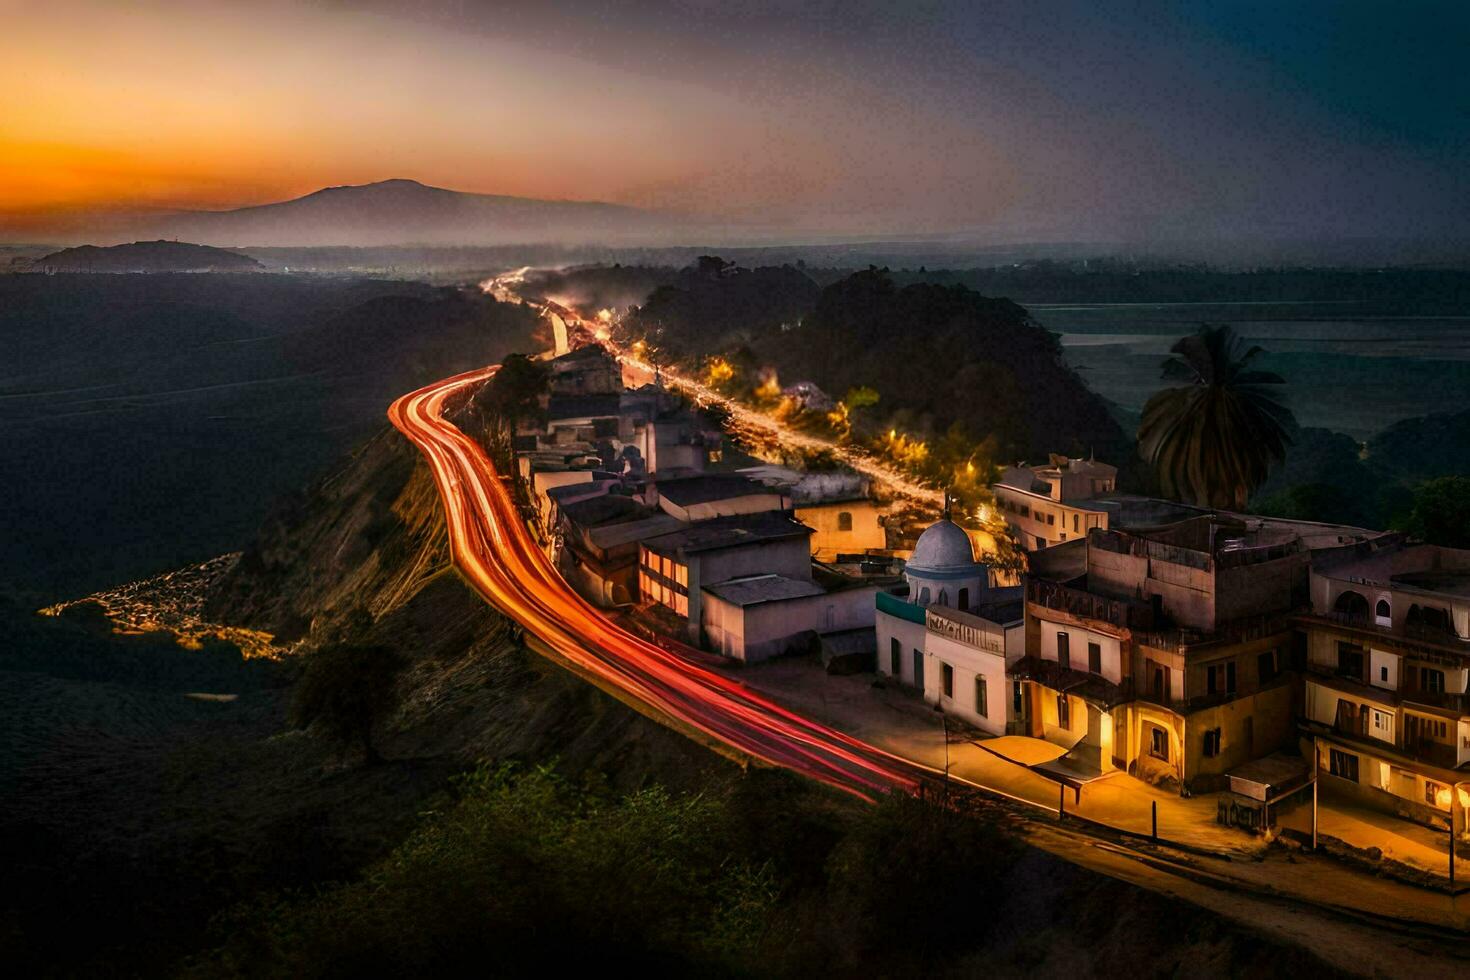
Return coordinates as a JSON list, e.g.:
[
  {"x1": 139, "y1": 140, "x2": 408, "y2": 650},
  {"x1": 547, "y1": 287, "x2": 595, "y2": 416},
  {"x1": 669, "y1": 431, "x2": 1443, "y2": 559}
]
[{"x1": 3, "y1": 0, "x2": 1467, "y2": 241}]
